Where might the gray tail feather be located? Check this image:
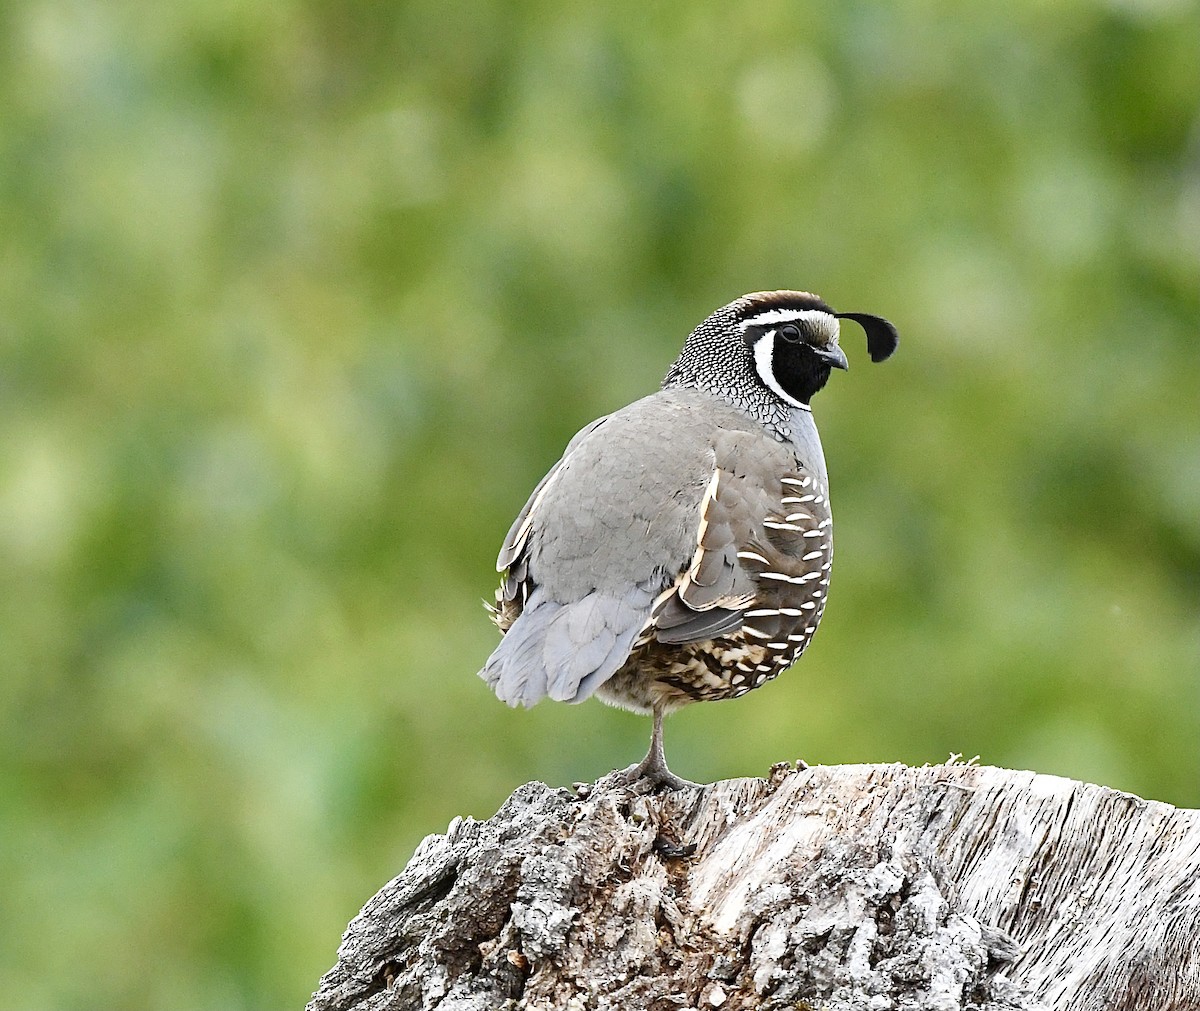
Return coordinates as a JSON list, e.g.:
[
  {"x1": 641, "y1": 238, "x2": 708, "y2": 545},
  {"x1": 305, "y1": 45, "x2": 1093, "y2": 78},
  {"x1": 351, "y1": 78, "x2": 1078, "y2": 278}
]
[{"x1": 478, "y1": 588, "x2": 652, "y2": 708}]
